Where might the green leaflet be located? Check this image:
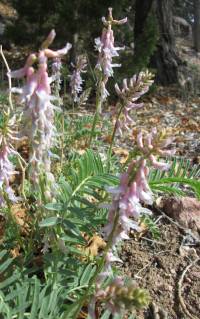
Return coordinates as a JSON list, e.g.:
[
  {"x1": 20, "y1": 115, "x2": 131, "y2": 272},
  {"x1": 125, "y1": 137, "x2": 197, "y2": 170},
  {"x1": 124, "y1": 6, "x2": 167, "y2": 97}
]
[{"x1": 149, "y1": 157, "x2": 200, "y2": 198}]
